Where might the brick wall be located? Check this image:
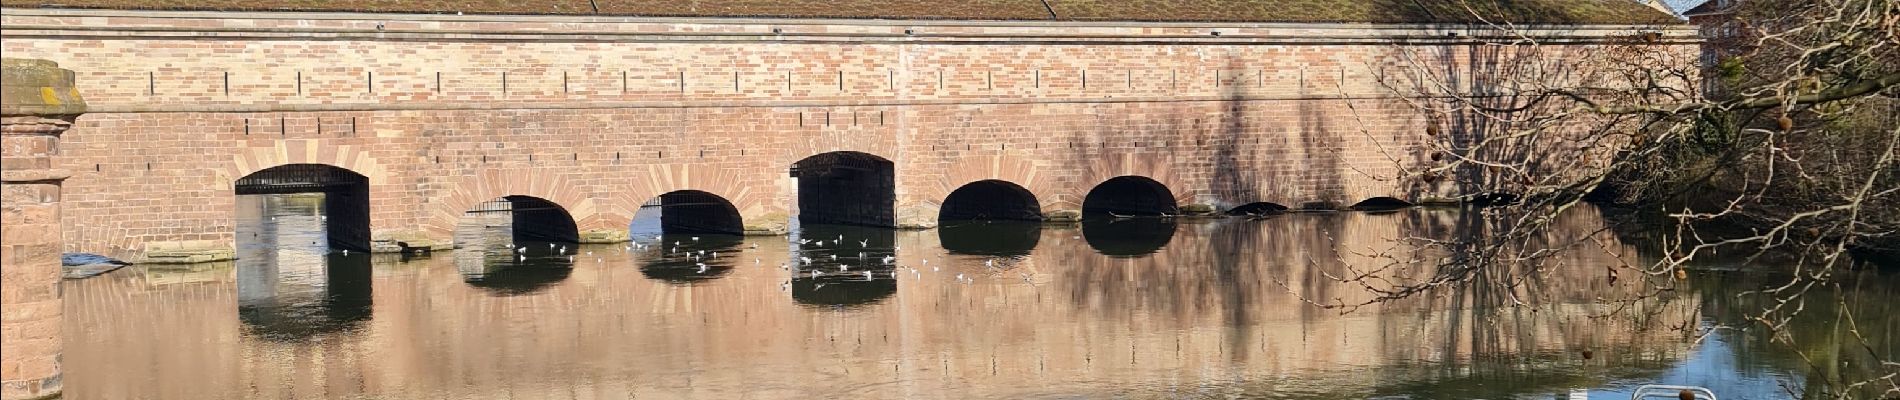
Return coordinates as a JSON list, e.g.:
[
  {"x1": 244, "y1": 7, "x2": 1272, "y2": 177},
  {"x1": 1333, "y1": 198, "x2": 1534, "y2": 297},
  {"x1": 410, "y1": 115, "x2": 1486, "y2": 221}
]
[{"x1": 0, "y1": 9, "x2": 1699, "y2": 257}]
